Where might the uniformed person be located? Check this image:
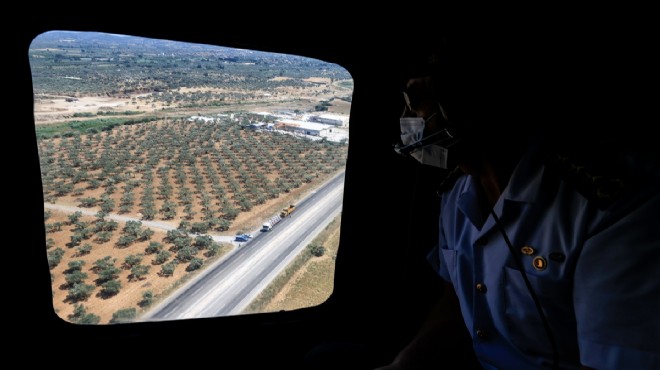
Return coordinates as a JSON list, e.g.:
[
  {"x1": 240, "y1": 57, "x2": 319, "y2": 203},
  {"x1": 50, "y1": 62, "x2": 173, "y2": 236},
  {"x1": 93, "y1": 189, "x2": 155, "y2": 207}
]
[{"x1": 381, "y1": 34, "x2": 660, "y2": 370}]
